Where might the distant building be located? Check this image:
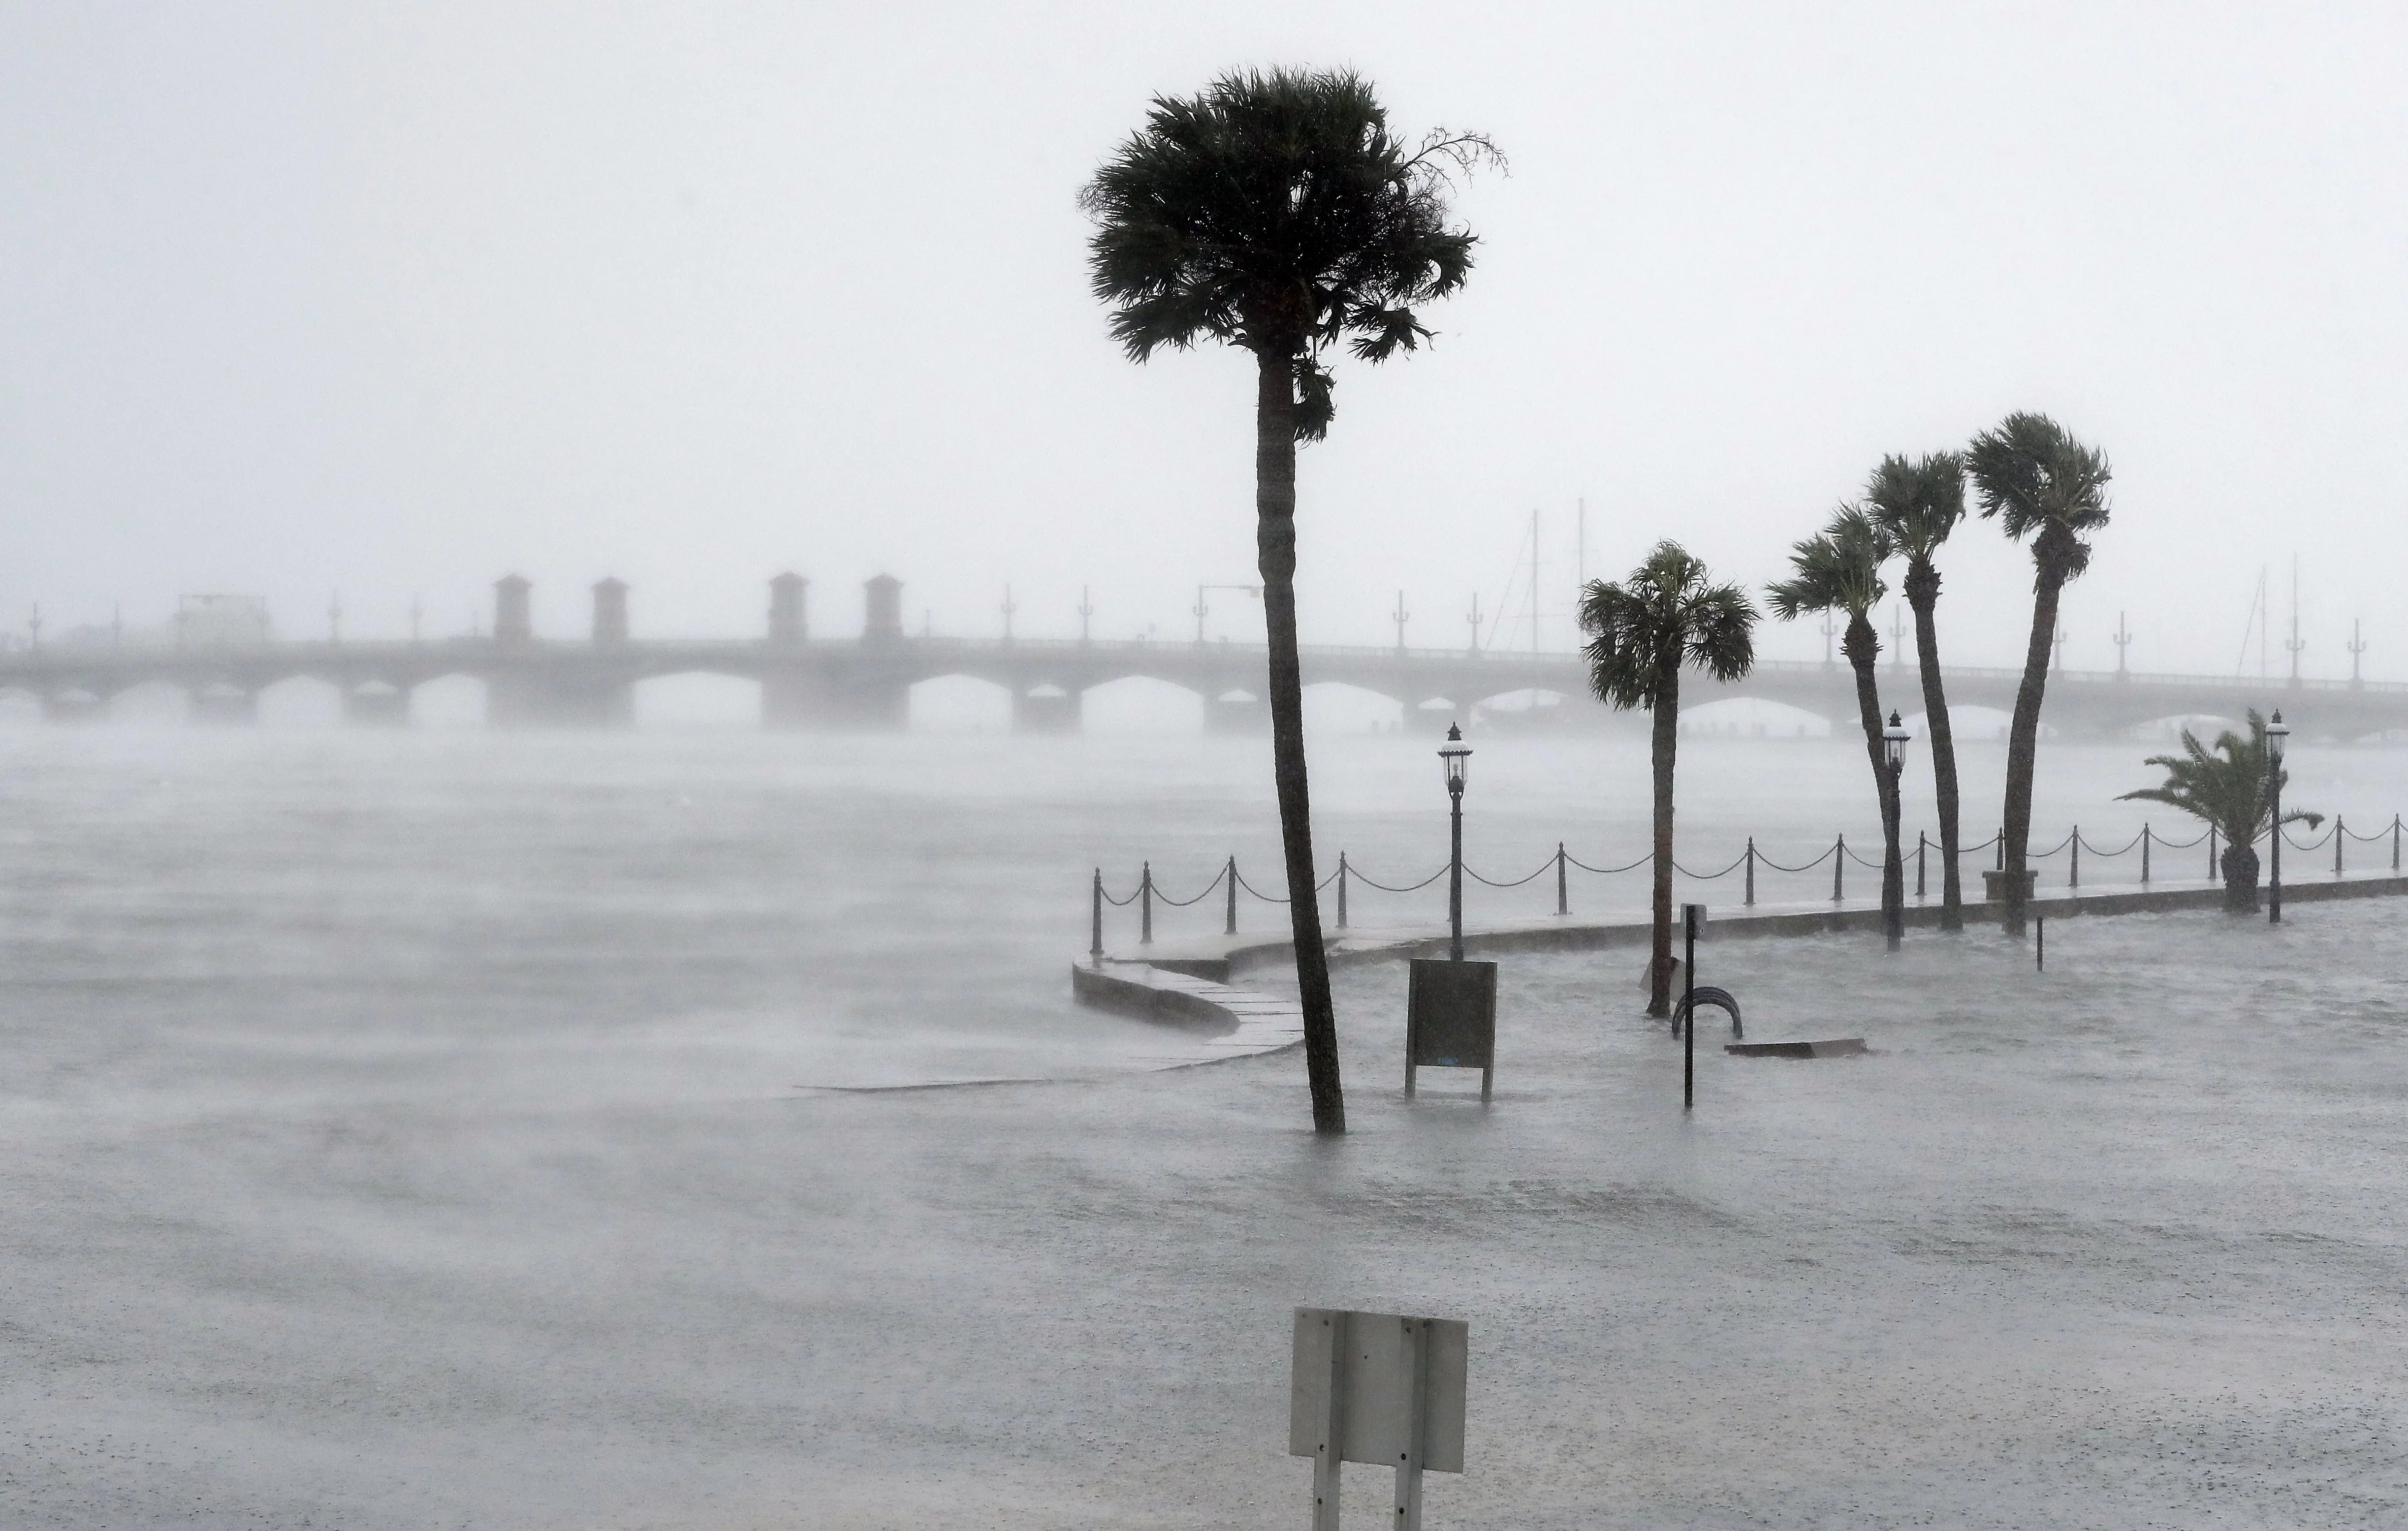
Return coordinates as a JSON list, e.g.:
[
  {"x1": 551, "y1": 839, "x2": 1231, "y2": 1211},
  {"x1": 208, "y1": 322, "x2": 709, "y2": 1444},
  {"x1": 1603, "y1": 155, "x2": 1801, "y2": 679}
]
[{"x1": 176, "y1": 594, "x2": 273, "y2": 649}]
